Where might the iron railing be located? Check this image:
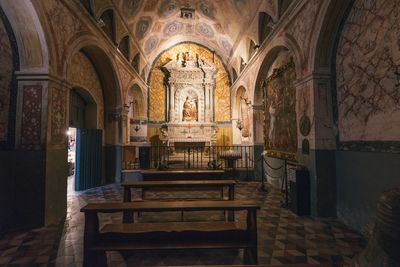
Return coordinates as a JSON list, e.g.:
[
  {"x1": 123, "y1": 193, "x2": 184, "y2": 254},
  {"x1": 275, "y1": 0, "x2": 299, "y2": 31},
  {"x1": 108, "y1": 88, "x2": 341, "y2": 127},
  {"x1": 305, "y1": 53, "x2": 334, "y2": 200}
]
[{"x1": 148, "y1": 145, "x2": 254, "y2": 171}]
